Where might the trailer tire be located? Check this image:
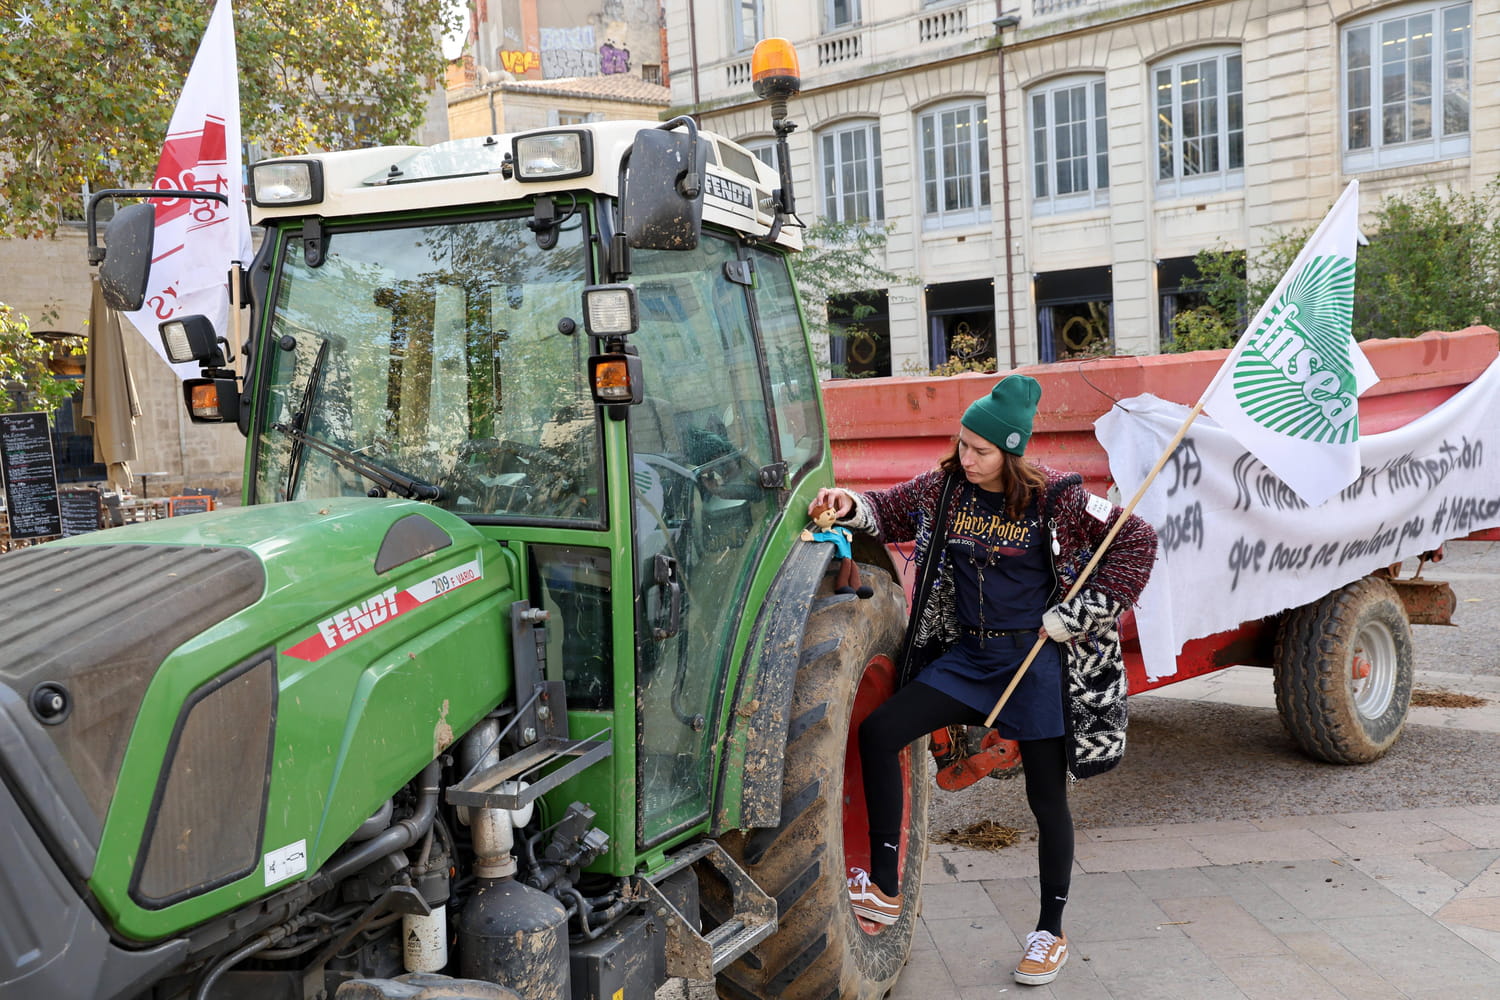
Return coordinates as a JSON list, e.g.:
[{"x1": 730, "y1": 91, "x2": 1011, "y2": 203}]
[
  {"x1": 1273, "y1": 576, "x2": 1414, "y2": 764},
  {"x1": 715, "y1": 565, "x2": 927, "y2": 1000}
]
